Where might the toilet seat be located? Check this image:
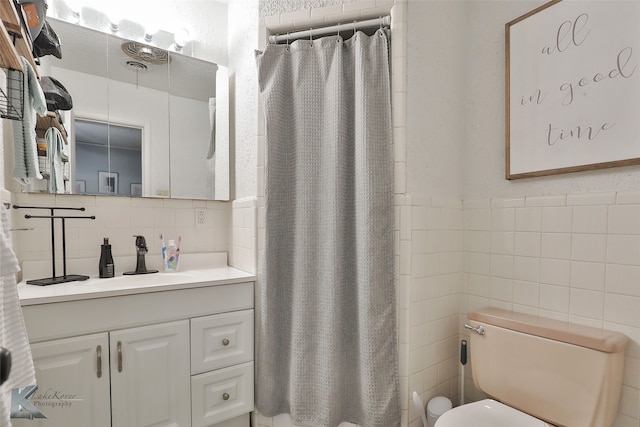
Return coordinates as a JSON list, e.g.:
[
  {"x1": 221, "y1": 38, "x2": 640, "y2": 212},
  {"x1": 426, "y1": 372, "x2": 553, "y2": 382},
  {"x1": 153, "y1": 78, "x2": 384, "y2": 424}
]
[{"x1": 434, "y1": 399, "x2": 552, "y2": 427}]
